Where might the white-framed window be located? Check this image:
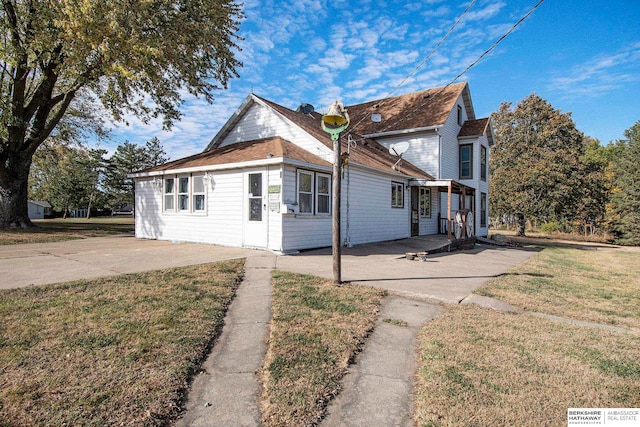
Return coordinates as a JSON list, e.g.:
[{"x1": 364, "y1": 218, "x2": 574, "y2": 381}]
[
  {"x1": 481, "y1": 192, "x2": 487, "y2": 228},
  {"x1": 419, "y1": 187, "x2": 431, "y2": 218},
  {"x1": 316, "y1": 173, "x2": 331, "y2": 215},
  {"x1": 178, "y1": 176, "x2": 189, "y2": 211},
  {"x1": 298, "y1": 170, "x2": 313, "y2": 214},
  {"x1": 481, "y1": 145, "x2": 487, "y2": 181},
  {"x1": 163, "y1": 174, "x2": 208, "y2": 214},
  {"x1": 391, "y1": 181, "x2": 404, "y2": 208},
  {"x1": 459, "y1": 144, "x2": 473, "y2": 179},
  {"x1": 457, "y1": 105, "x2": 463, "y2": 125},
  {"x1": 192, "y1": 175, "x2": 206, "y2": 212},
  {"x1": 164, "y1": 177, "x2": 175, "y2": 212},
  {"x1": 297, "y1": 169, "x2": 331, "y2": 215}
]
